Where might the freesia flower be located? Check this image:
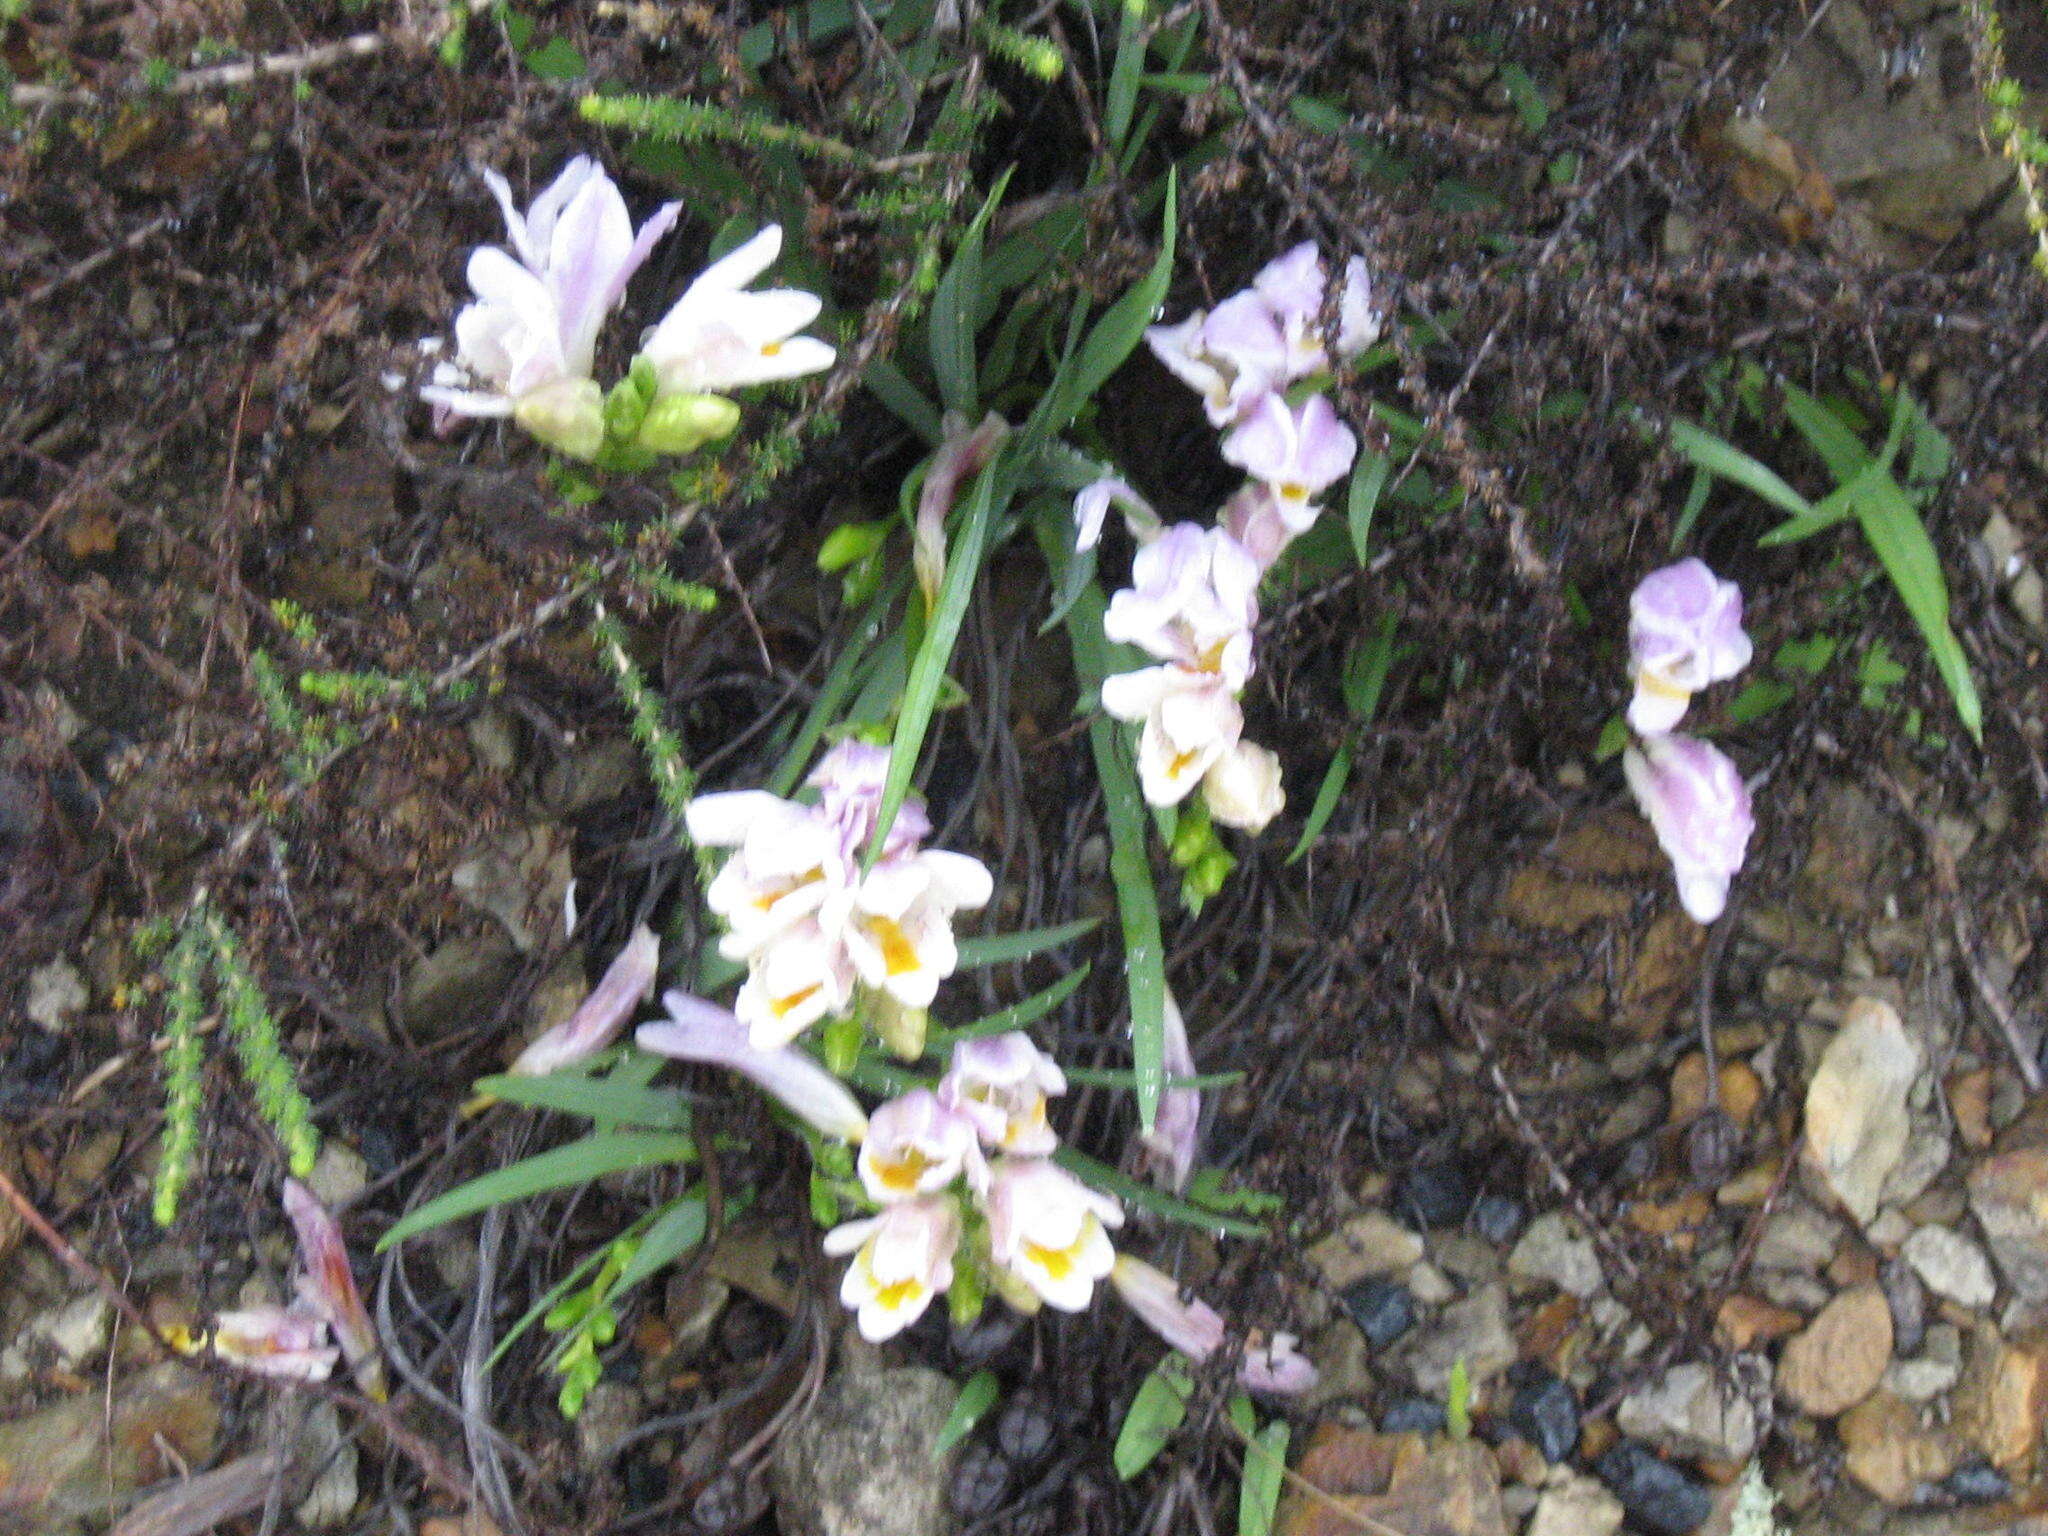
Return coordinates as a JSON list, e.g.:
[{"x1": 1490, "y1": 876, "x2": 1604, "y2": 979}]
[
  {"x1": 824, "y1": 1196, "x2": 960, "y2": 1342},
  {"x1": 1220, "y1": 392, "x2": 1356, "y2": 529},
  {"x1": 1099, "y1": 664, "x2": 1245, "y2": 810},
  {"x1": 983, "y1": 1157, "x2": 1124, "y2": 1312},
  {"x1": 421, "y1": 156, "x2": 681, "y2": 458},
  {"x1": 833, "y1": 850, "x2": 994, "y2": 1011},
  {"x1": 1249, "y1": 242, "x2": 1380, "y2": 379},
  {"x1": 1103, "y1": 523, "x2": 1261, "y2": 689},
  {"x1": 199, "y1": 1305, "x2": 340, "y2": 1383},
  {"x1": 1626, "y1": 558, "x2": 1753, "y2": 734},
  {"x1": 1623, "y1": 732, "x2": 1754, "y2": 923},
  {"x1": 1145, "y1": 309, "x2": 1284, "y2": 428},
  {"x1": 729, "y1": 917, "x2": 859, "y2": 1047},
  {"x1": 858, "y1": 1089, "x2": 985, "y2": 1204},
  {"x1": 282, "y1": 1179, "x2": 386, "y2": 1402},
  {"x1": 1201, "y1": 739, "x2": 1286, "y2": 833},
  {"x1": 939, "y1": 1032, "x2": 1068, "y2": 1155},
  {"x1": 1108, "y1": 1255, "x2": 1320, "y2": 1395},
  {"x1": 690, "y1": 791, "x2": 851, "y2": 964},
  {"x1": 638, "y1": 991, "x2": 869, "y2": 1142},
  {"x1": 1139, "y1": 990, "x2": 1201, "y2": 1192},
  {"x1": 509, "y1": 922, "x2": 659, "y2": 1076},
  {"x1": 806, "y1": 740, "x2": 931, "y2": 864},
  {"x1": 1072, "y1": 476, "x2": 1161, "y2": 554},
  {"x1": 636, "y1": 225, "x2": 836, "y2": 397},
  {"x1": 1219, "y1": 483, "x2": 1297, "y2": 572}
]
